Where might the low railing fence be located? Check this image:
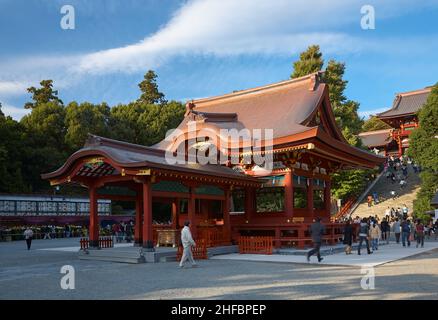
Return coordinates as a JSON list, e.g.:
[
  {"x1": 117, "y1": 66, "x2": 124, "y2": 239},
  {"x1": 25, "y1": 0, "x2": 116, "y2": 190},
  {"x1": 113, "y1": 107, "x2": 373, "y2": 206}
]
[
  {"x1": 79, "y1": 236, "x2": 114, "y2": 250},
  {"x1": 238, "y1": 236, "x2": 273, "y2": 254},
  {"x1": 176, "y1": 239, "x2": 208, "y2": 260}
]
